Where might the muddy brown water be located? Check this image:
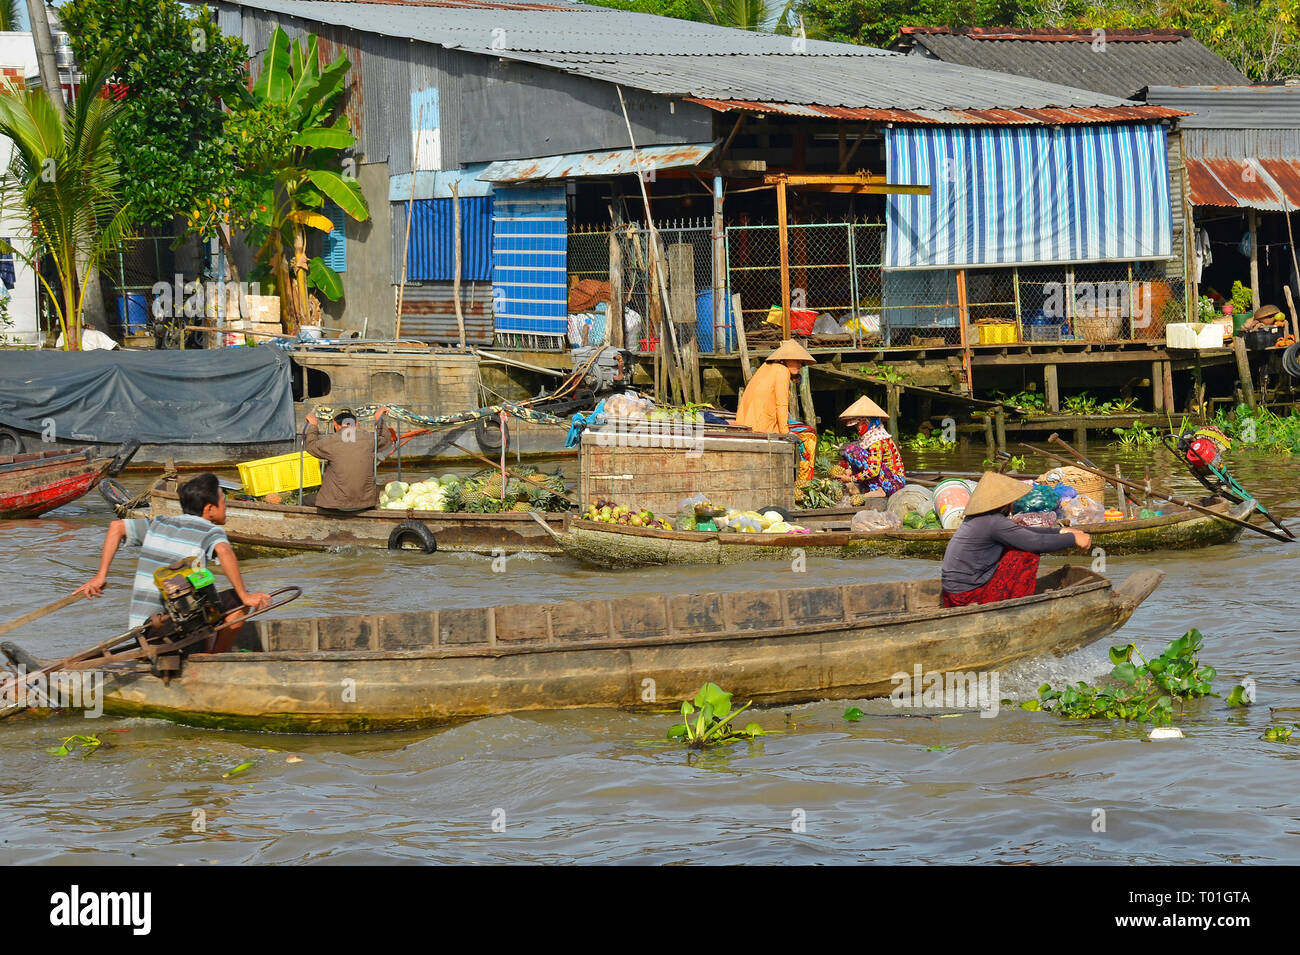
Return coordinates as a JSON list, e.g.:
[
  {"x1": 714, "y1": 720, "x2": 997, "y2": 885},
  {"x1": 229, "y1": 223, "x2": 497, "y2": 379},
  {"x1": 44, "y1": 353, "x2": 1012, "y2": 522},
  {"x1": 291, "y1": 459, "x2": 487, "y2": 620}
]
[{"x1": 0, "y1": 447, "x2": 1297, "y2": 864}]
